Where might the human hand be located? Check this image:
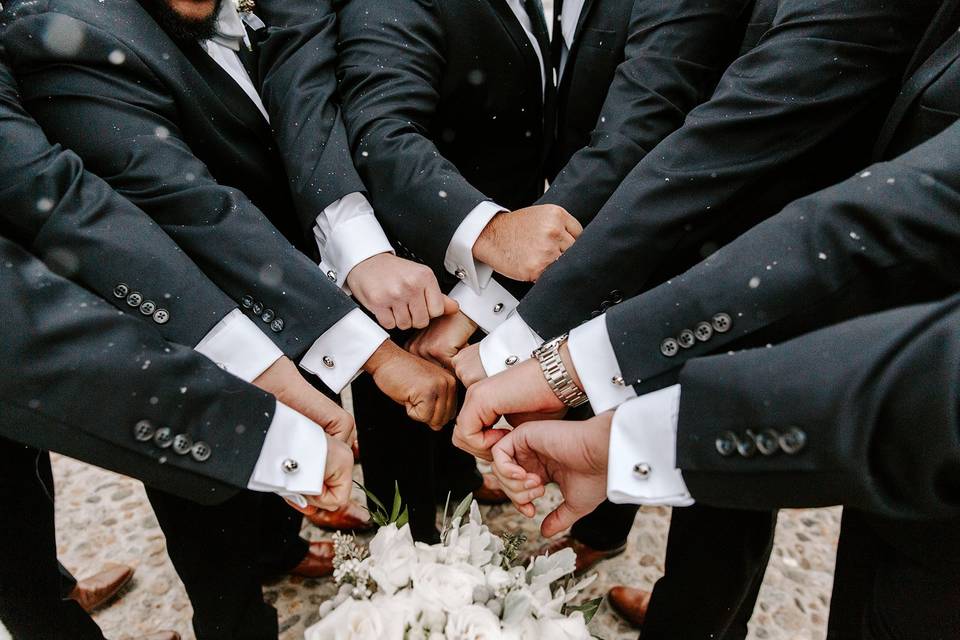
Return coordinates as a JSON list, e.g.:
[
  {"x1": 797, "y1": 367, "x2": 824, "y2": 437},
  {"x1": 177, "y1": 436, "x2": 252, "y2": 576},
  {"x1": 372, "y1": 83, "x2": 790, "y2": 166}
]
[
  {"x1": 450, "y1": 342, "x2": 489, "y2": 388},
  {"x1": 253, "y1": 356, "x2": 356, "y2": 444},
  {"x1": 406, "y1": 310, "x2": 478, "y2": 370},
  {"x1": 453, "y1": 357, "x2": 567, "y2": 461},
  {"x1": 288, "y1": 434, "x2": 355, "y2": 515},
  {"x1": 346, "y1": 253, "x2": 458, "y2": 330},
  {"x1": 491, "y1": 412, "x2": 612, "y2": 537},
  {"x1": 363, "y1": 340, "x2": 458, "y2": 429},
  {"x1": 472, "y1": 205, "x2": 583, "y2": 282}
]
